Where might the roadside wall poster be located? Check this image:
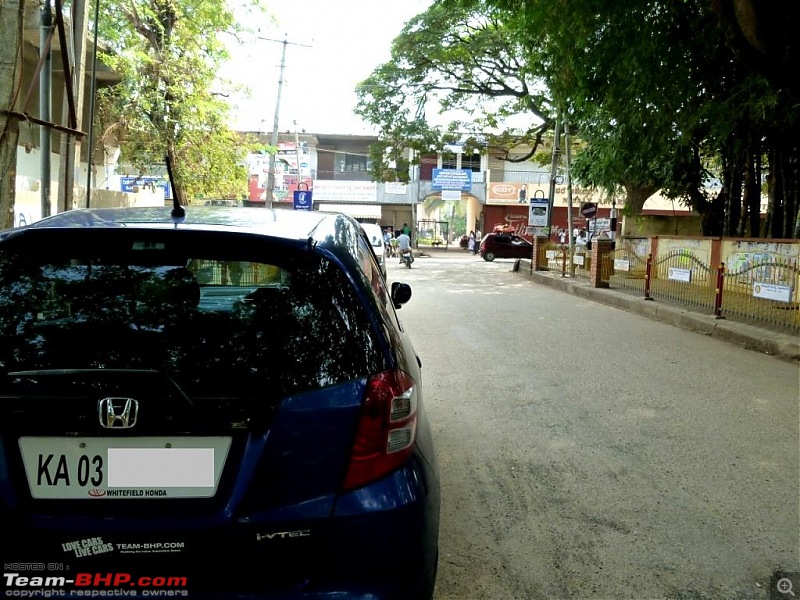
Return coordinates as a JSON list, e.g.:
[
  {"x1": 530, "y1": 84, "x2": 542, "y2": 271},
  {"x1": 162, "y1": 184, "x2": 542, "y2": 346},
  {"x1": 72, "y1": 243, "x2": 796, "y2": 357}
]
[
  {"x1": 753, "y1": 282, "x2": 793, "y2": 303},
  {"x1": 668, "y1": 267, "x2": 692, "y2": 283},
  {"x1": 614, "y1": 259, "x2": 631, "y2": 271}
]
